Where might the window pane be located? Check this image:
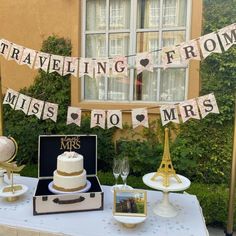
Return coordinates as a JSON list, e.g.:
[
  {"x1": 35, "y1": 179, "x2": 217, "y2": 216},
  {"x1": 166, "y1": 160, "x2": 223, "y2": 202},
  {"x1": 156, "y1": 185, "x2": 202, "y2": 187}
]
[
  {"x1": 86, "y1": 0, "x2": 106, "y2": 31},
  {"x1": 137, "y1": 0, "x2": 160, "y2": 29},
  {"x1": 108, "y1": 76, "x2": 129, "y2": 100},
  {"x1": 84, "y1": 75, "x2": 106, "y2": 100},
  {"x1": 137, "y1": 32, "x2": 159, "y2": 64},
  {"x1": 109, "y1": 0, "x2": 130, "y2": 30},
  {"x1": 163, "y1": 0, "x2": 187, "y2": 27},
  {"x1": 134, "y1": 70, "x2": 158, "y2": 101},
  {"x1": 83, "y1": 0, "x2": 189, "y2": 102},
  {"x1": 162, "y1": 30, "x2": 185, "y2": 46},
  {"x1": 109, "y1": 33, "x2": 129, "y2": 57},
  {"x1": 86, "y1": 34, "x2": 106, "y2": 57},
  {"x1": 159, "y1": 68, "x2": 185, "y2": 101}
]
